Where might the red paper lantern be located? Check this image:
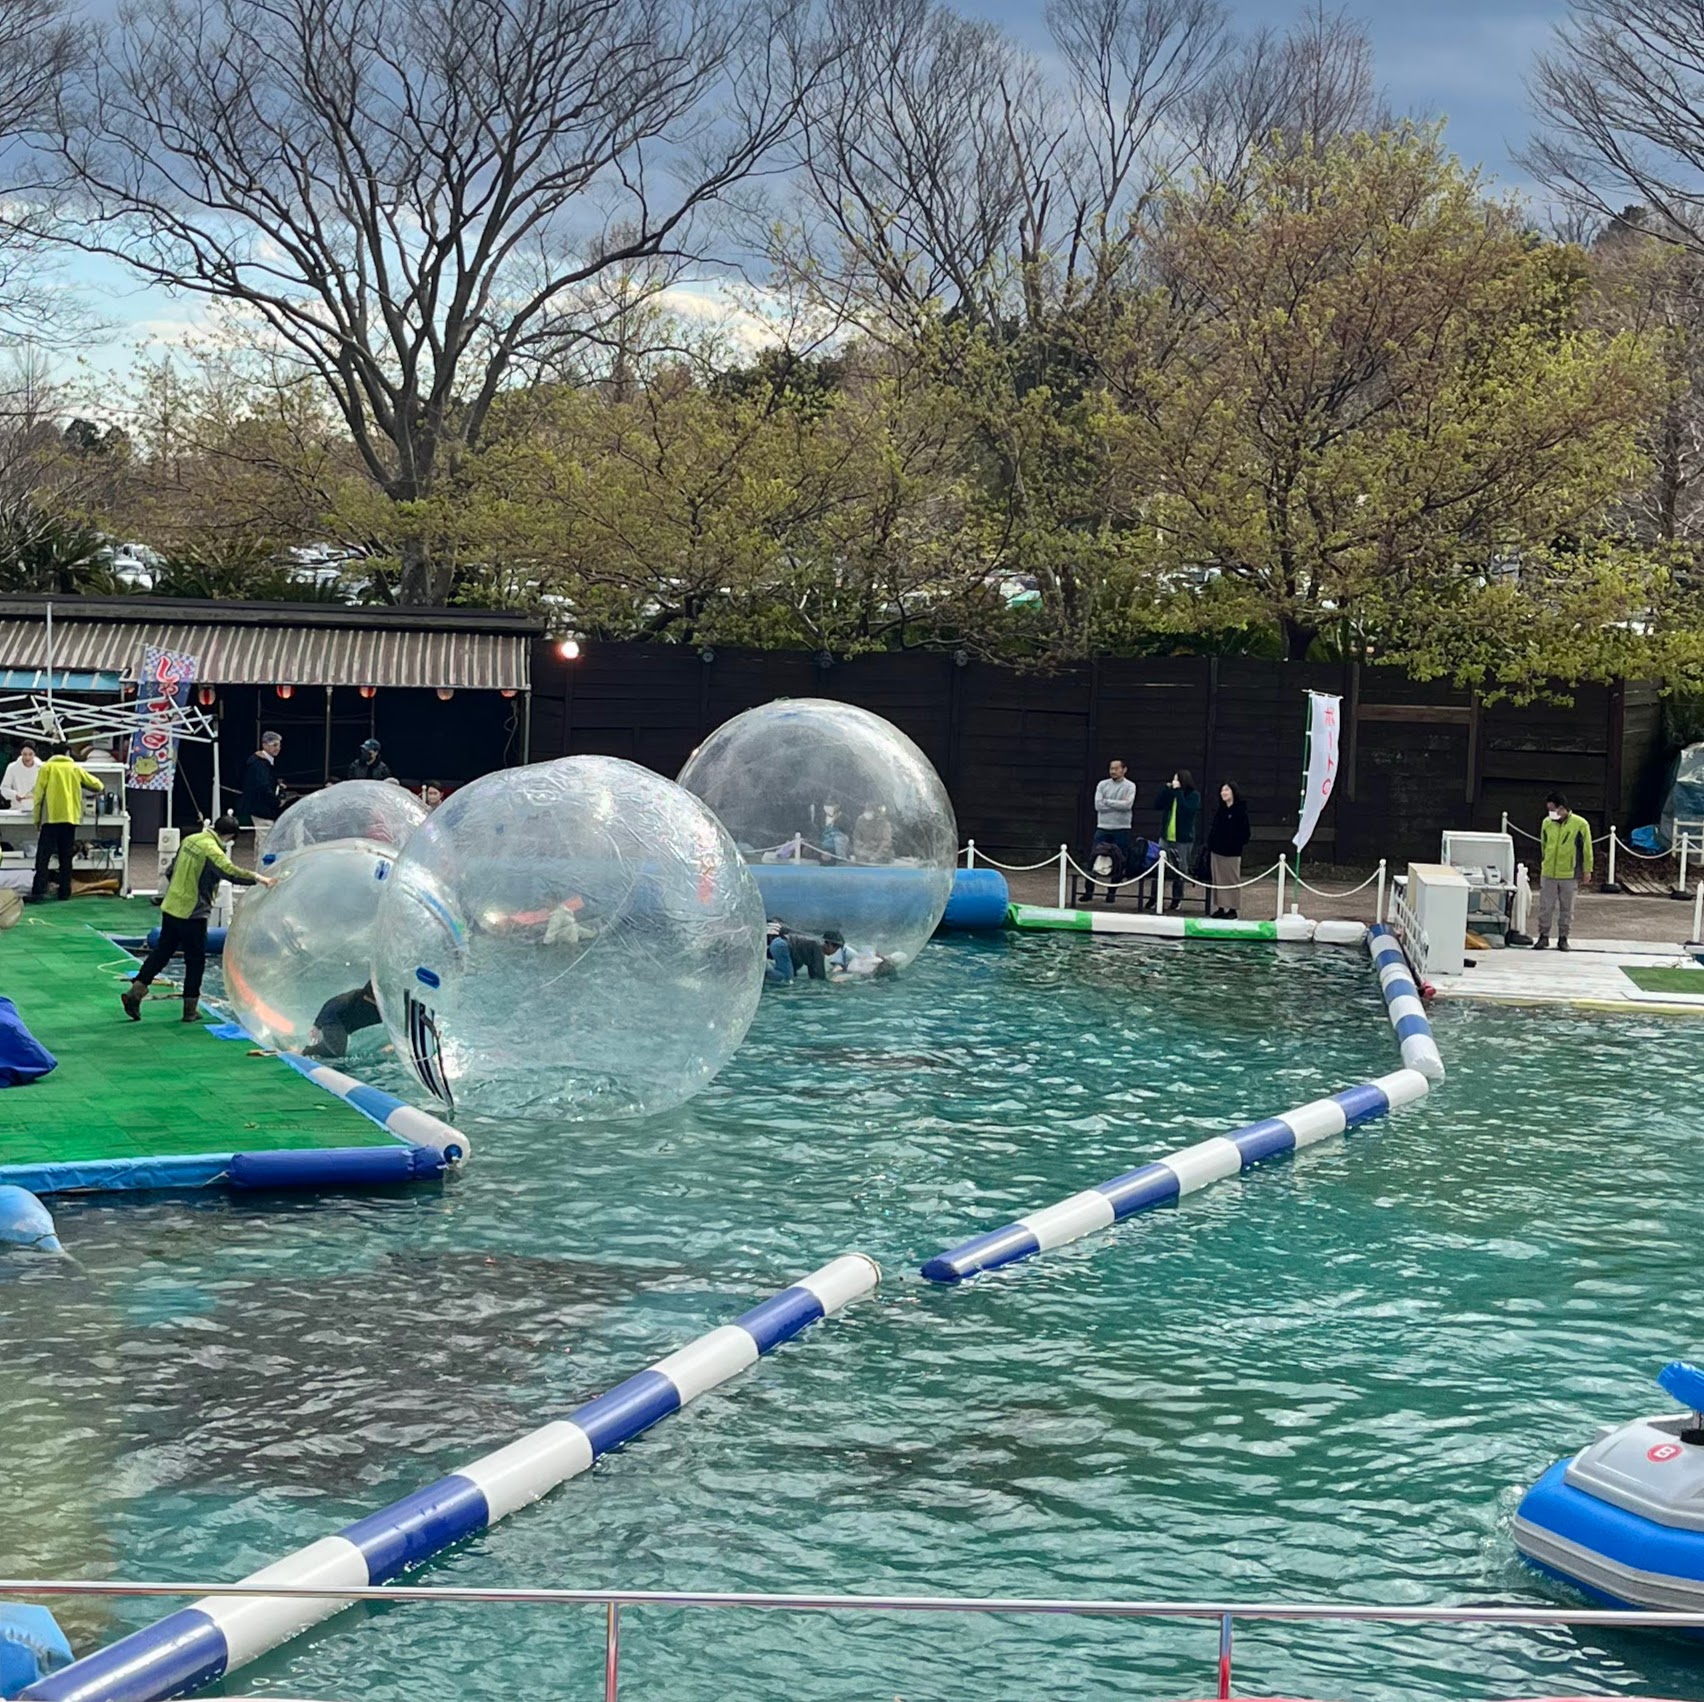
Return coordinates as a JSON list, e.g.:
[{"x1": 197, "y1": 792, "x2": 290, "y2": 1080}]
[
  {"x1": 359, "y1": 685, "x2": 377, "y2": 700},
  {"x1": 436, "y1": 687, "x2": 455, "y2": 701},
  {"x1": 197, "y1": 685, "x2": 215, "y2": 706},
  {"x1": 500, "y1": 688, "x2": 517, "y2": 699},
  {"x1": 275, "y1": 684, "x2": 294, "y2": 700}
]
